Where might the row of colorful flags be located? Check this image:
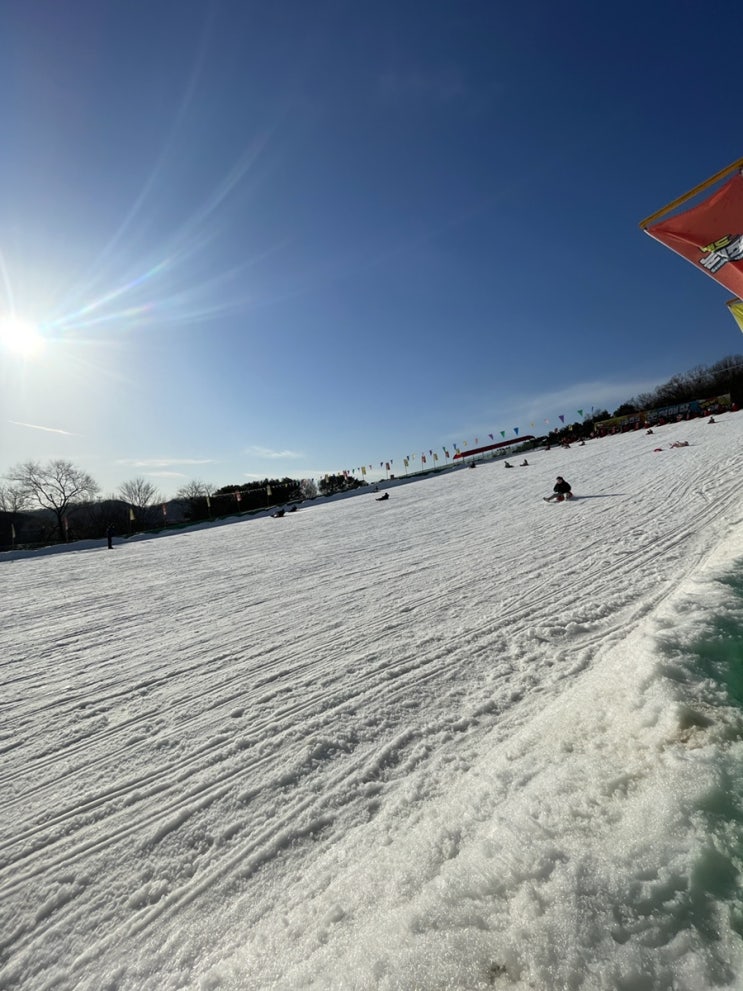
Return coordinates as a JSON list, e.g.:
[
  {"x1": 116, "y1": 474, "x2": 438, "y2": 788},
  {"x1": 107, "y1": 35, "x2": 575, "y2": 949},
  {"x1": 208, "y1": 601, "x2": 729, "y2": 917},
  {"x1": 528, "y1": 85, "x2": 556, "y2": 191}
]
[{"x1": 343, "y1": 411, "x2": 592, "y2": 476}]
